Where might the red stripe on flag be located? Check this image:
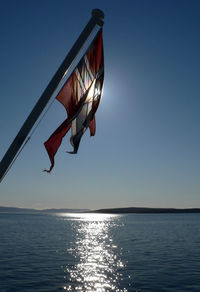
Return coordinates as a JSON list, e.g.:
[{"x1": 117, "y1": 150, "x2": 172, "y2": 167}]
[{"x1": 43, "y1": 119, "x2": 71, "y2": 173}]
